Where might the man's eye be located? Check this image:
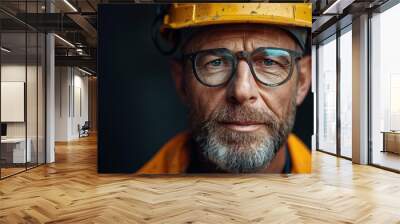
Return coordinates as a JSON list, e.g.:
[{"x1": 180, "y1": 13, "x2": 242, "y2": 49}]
[
  {"x1": 207, "y1": 59, "x2": 223, "y2": 66},
  {"x1": 263, "y1": 58, "x2": 277, "y2": 66}
]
